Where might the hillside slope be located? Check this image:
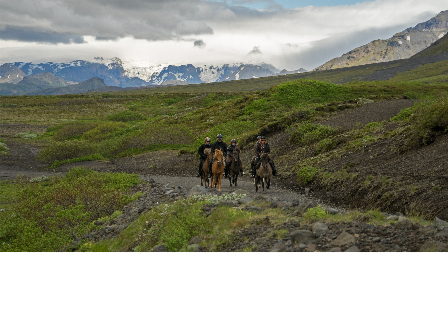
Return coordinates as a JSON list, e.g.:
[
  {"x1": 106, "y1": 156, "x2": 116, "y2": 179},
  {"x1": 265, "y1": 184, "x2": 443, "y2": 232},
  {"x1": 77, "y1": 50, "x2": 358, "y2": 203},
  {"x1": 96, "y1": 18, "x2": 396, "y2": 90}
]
[{"x1": 316, "y1": 10, "x2": 448, "y2": 71}]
